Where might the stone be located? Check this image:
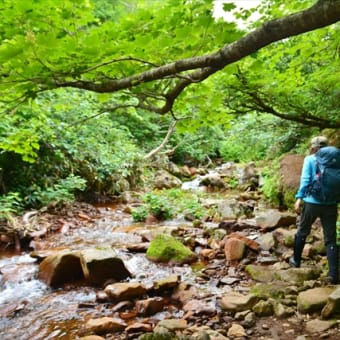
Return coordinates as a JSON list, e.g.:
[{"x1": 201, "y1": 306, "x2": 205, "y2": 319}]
[
  {"x1": 219, "y1": 292, "x2": 258, "y2": 312},
  {"x1": 104, "y1": 282, "x2": 147, "y2": 302},
  {"x1": 227, "y1": 323, "x2": 246, "y2": 337},
  {"x1": 297, "y1": 287, "x2": 336, "y2": 313},
  {"x1": 252, "y1": 299, "x2": 274, "y2": 316},
  {"x1": 305, "y1": 319, "x2": 337, "y2": 333},
  {"x1": 155, "y1": 319, "x2": 188, "y2": 331},
  {"x1": 146, "y1": 234, "x2": 197, "y2": 264},
  {"x1": 135, "y1": 297, "x2": 165, "y2": 316},
  {"x1": 224, "y1": 237, "x2": 246, "y2": 261},
  {"x1": 85, "y1": 317, "x2": 126, "y2": 335},
  {"x1": 80, "y1": 248, "x2": 131, "y2": 286},
  {"x1": 321, "y1": 286, "x2": 340, "y2": 319},
  {"x1": 38, "y1": 250, "x2": 83, "y2": 287}
]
